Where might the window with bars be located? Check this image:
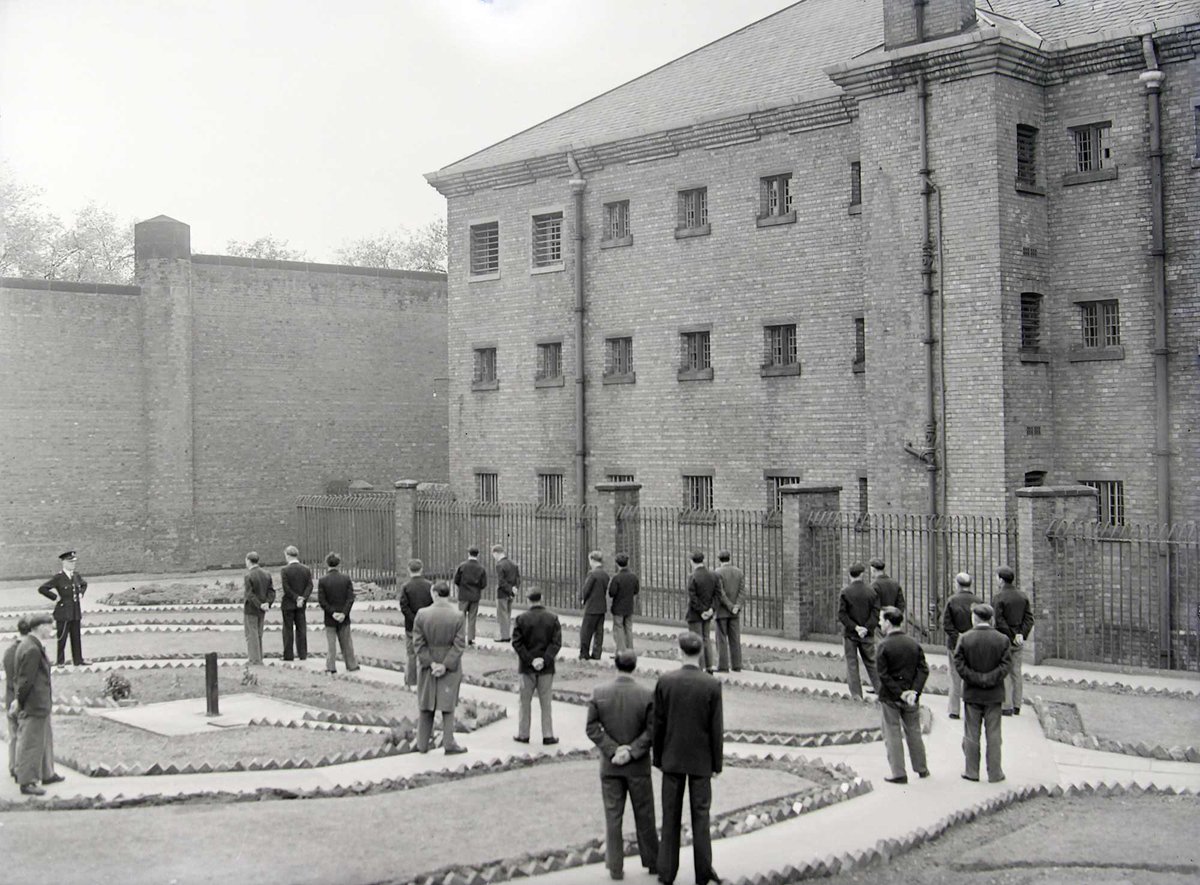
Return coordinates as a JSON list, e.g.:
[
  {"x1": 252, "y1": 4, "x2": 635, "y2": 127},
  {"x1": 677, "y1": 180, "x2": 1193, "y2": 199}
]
[
  {"x1": 531, "y1": 212, "x2": 563, "y2": 267},
  {"x1": 606, "y1": 474, "x2": 635, "y2": 484},
  {"x1": 682, "y1": 475, "x2": 714, "y2": 511},
  {"x1": 853, "y1": 317, "x2": 866, "y2": 372},
  {"x1": 763, "y1": 324, "x2": 798, "y2": 367},
  {"x1": 605, "y1": 337, "x2": 634, "y2": 376},
  {"x1": 1020, "y1": 293, "x2": 1042, "y2": 351},
  {"x1": 536, "y1": 342, "x2": 562, "y2": 380},
  {"x1": 759, "y1": 174, "x2": 793, "y2": 219},
  {"x1": 677, "y1": 187, "x2": 708, "y2": 230},
  {"x1": 1081, "y1": 480, "x2": 1125, "y2": 526},
  {"x1": 680, "y1": 330, "x2": 711, "y2": 371},
  {"x1": 476, "y1": 473, "x2": 499, "y2": 504},
  {"x1": 472, "y1": 347, "x2": 498, "y2": 384},
  {"x1": 469, "y1": 222, "x2": 499, "y2": 276},
  {"x1": 1080, "y1": 300, "x2": 1120, "y2": 348},
  {"x1": 768, "y1": 475, "x2": 802, "y2": 513},
  {"x1": 1016, "y1": 125, "x2": 1038, "y2": 187},
  {"x1": 537, "y1": 473, "x2": 564, "y2": 507},
  {"x1": 1071, "y1": 123, "x2": 1110, "y2": 173},
  {"x1": 850, "y1": 162, "x2": 862, "y2": 207},
  {"x1": 603, "y1": 201, "x2": 630, "y2": 242}
]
